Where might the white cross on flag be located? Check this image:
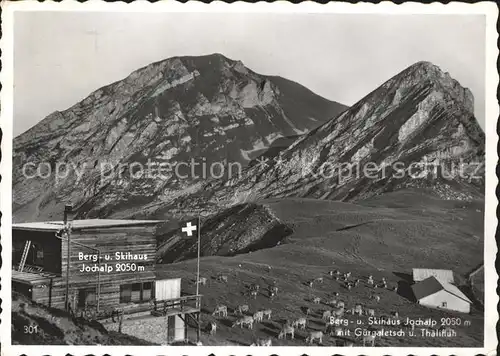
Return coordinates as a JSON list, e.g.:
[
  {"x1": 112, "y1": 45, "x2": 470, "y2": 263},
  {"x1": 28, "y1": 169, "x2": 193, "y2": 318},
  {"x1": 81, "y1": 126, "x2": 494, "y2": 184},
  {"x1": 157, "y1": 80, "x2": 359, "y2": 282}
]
[{"x1": 181, "y1": 219, "x2": 199, "y2": 237}]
